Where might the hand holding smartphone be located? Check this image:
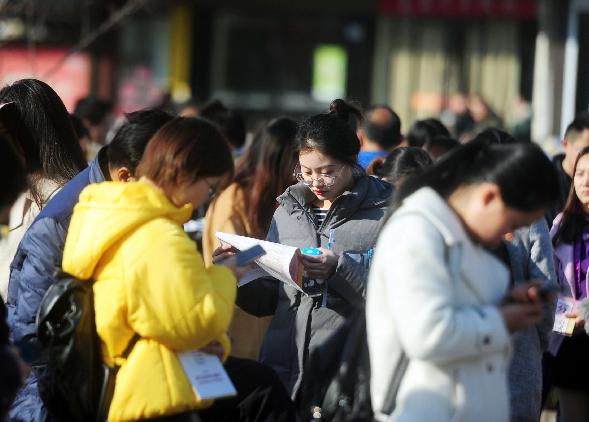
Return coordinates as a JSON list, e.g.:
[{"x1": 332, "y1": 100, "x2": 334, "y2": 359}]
[
  {"x1": 234, "y1": 245, "x2": 266, "y2": 266},
  {"x1": 535, "y1": 284, "x2": 559, "y2": 303},
  {"x1": 503, "y1": 281, "x2": 559, "y2": 305}
]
